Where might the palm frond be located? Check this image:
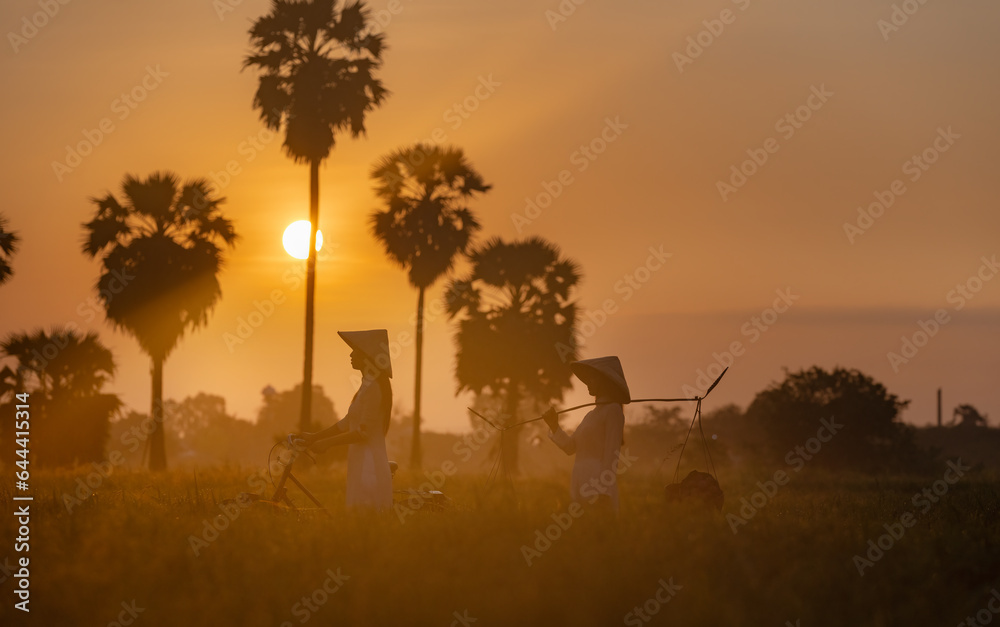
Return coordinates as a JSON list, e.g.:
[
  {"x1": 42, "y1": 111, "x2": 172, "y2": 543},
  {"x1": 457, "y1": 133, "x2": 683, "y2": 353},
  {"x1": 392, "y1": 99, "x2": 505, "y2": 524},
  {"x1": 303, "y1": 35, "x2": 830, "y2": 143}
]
[
  {"x1": 448, "y1": 236, "x2": 583, "y2": 404},
  {"x1": 369, "y1": 143, "x2": 489, "y2": 290},
  {"x1": 244, "y1": 0, "x2": 388, "y2": 164},
  {"x1": 82, "y1": 172, "x2": 238, "y2": 362}
]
